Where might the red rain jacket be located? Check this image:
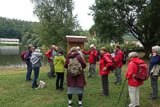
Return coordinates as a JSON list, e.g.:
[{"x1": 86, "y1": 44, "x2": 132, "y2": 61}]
[
  {"x1": 114, "y1": 49, "x2": 123, "y2": 68},
  {"x1": 83, "y1": 49, "x2": 98, "y2": 64},
  {"x1": 99, "y1": 52, "x2": 113, "y2": 76},
  {"x1": 126, "y1": 58, "x2": 144, "y2": 87}
]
